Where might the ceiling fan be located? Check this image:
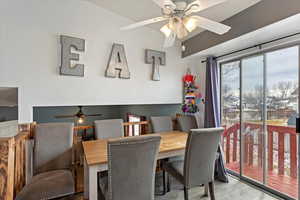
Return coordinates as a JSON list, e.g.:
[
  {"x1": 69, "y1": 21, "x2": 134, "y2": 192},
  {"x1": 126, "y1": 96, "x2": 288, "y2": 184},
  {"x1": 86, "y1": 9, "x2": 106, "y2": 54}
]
[
  {"x1": 55, "y1": 106, "x2": 102, "y2": 124},
  {"x1": 121, "y1": 0, "x2": 231, "y2": 48}
]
